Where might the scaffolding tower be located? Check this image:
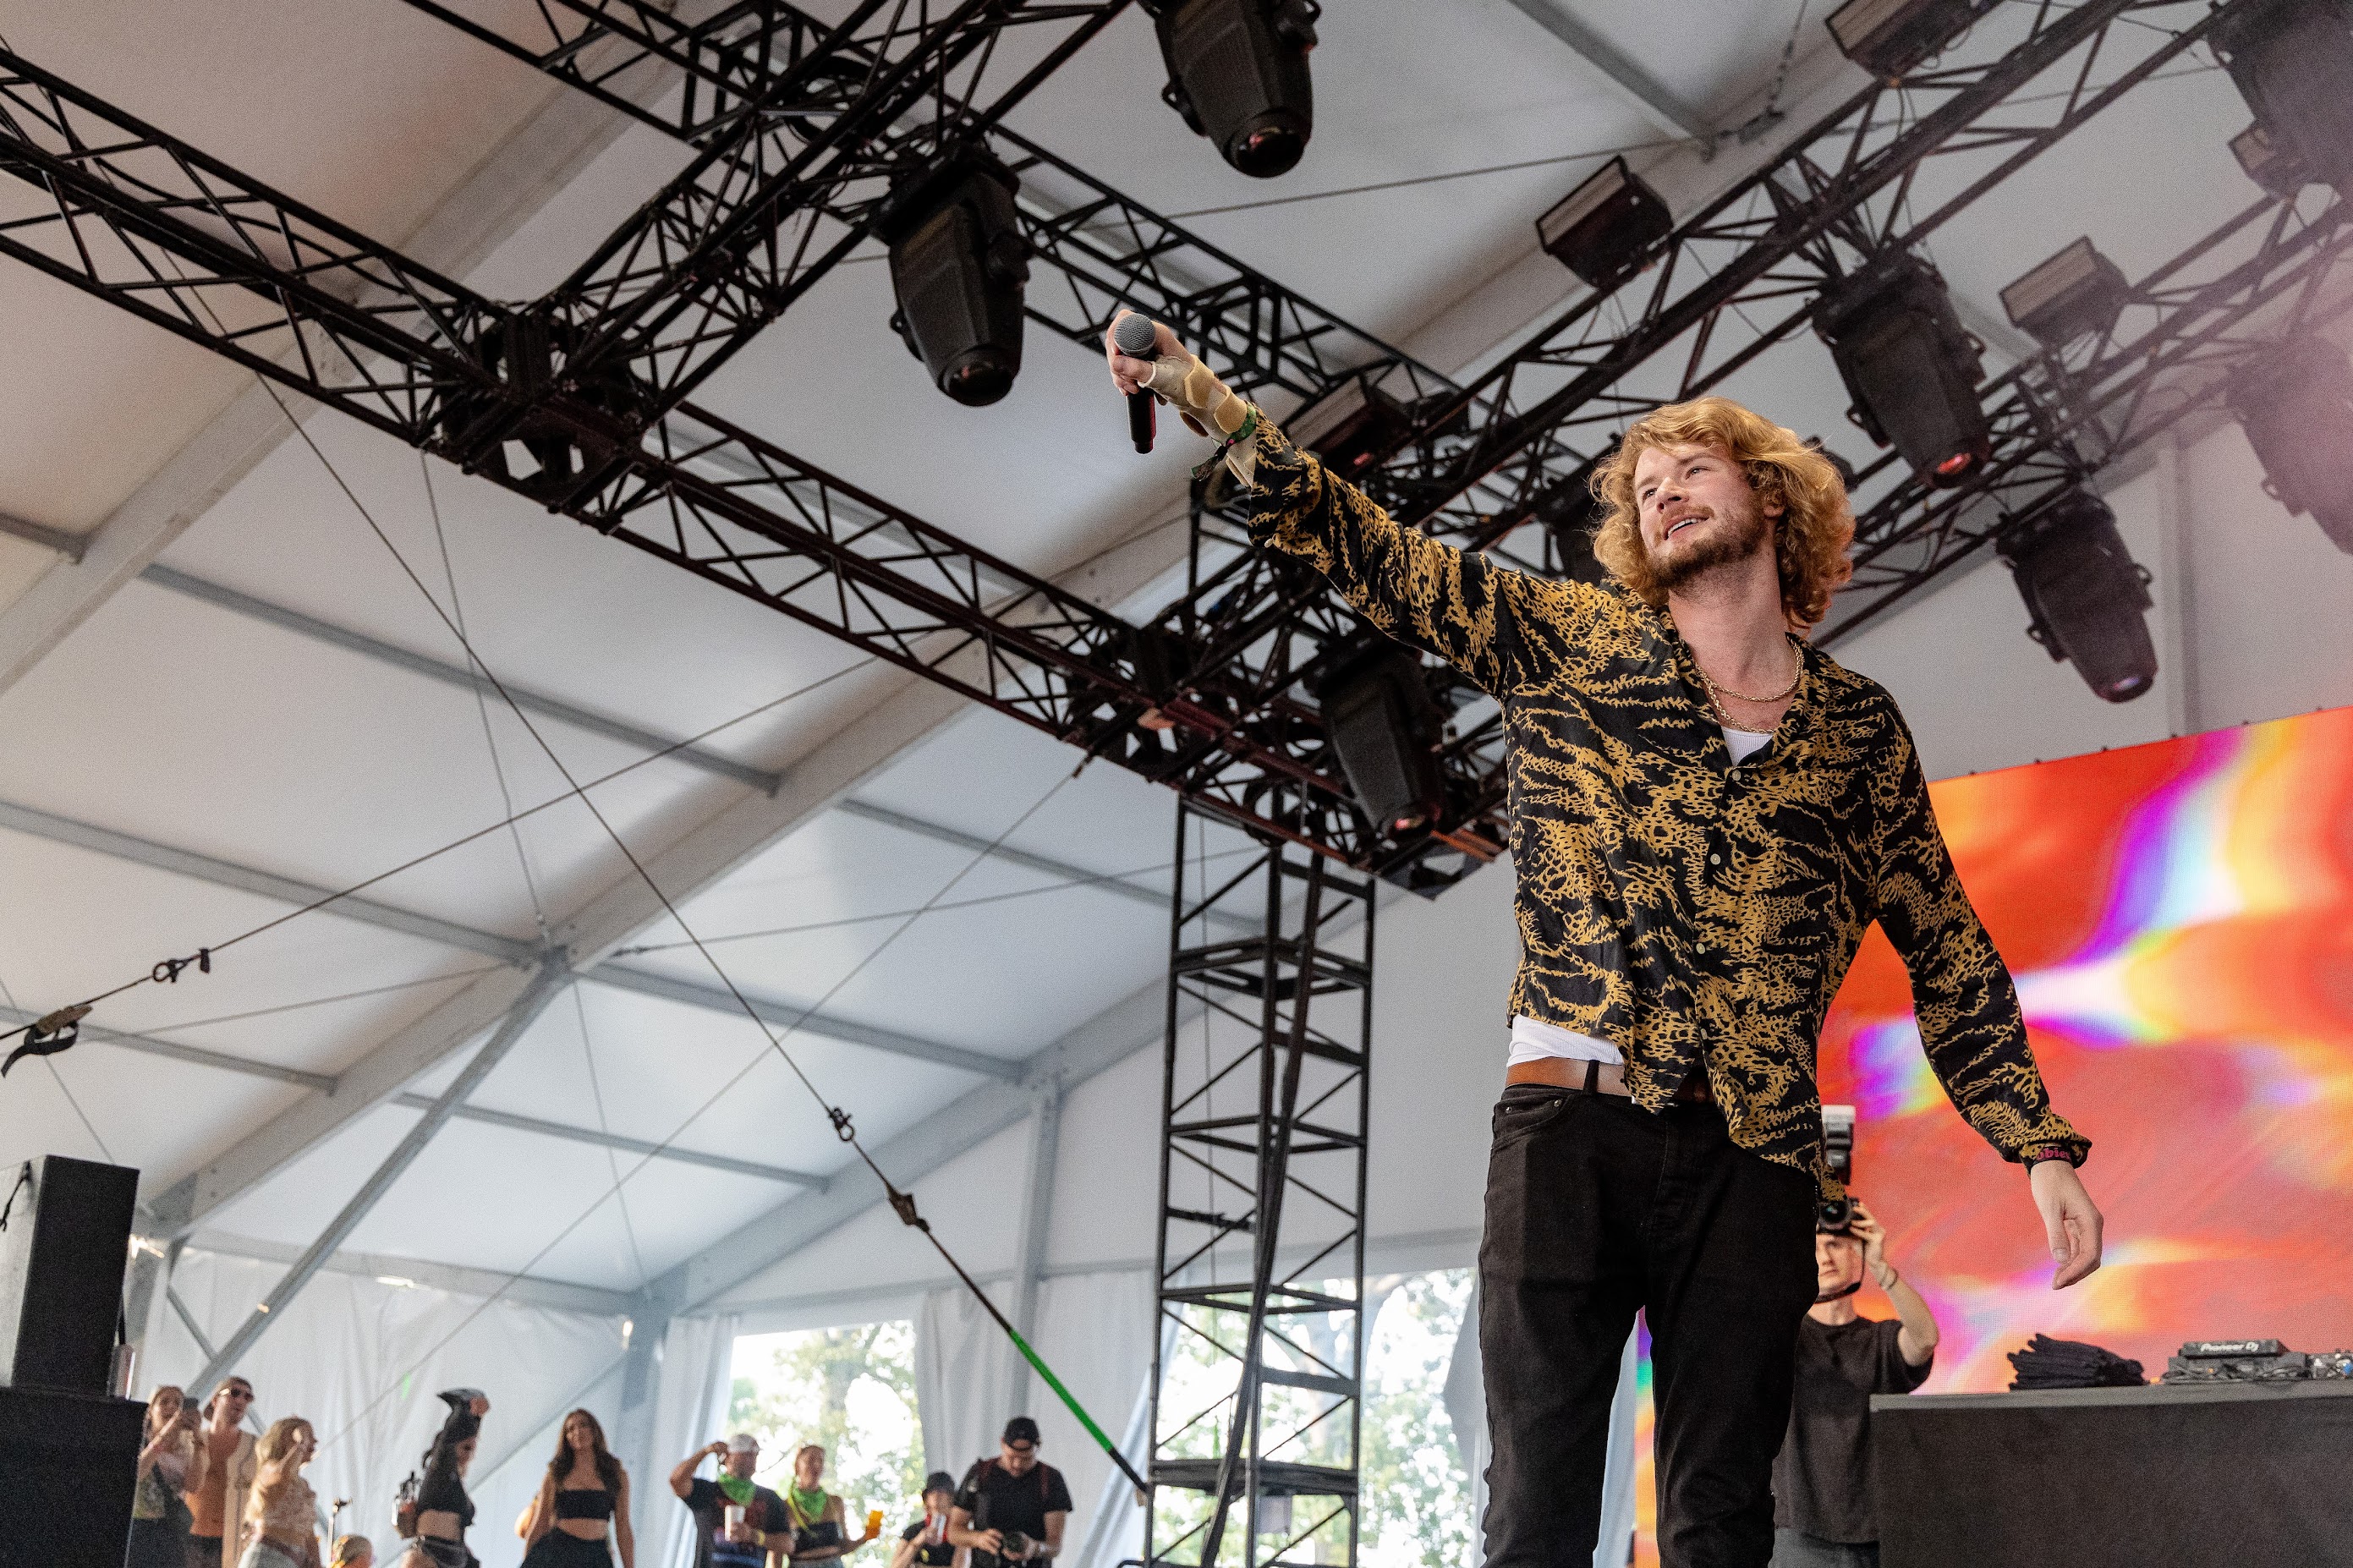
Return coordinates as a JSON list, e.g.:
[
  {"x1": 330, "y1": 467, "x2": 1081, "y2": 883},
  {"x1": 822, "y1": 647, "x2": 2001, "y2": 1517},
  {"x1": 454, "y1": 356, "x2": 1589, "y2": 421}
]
[{"x1": 1137, "y1": 802, "x2": 1376, "y2": 1567}]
